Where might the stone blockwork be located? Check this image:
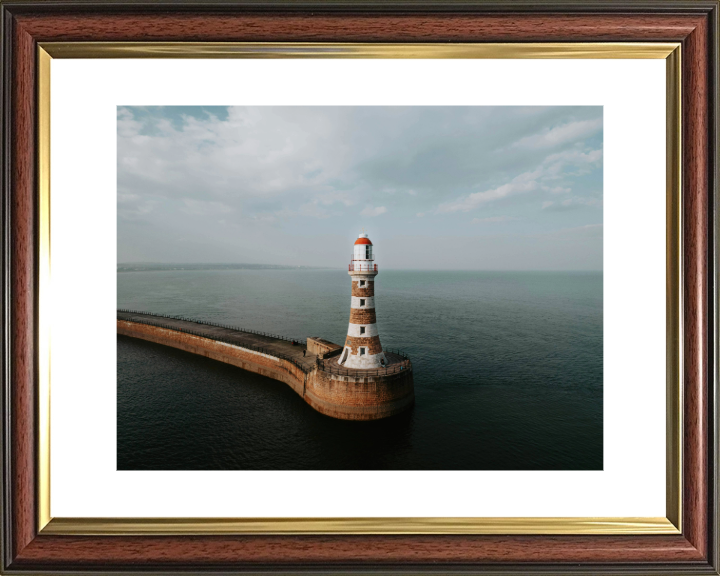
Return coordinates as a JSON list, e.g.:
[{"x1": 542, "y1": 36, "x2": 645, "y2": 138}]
[
  {"x1": 349, "y1": 308, "x2": 377, "y2": 325},
  {"x1": 343, "y1": 334, "x2": 383, "y2": 355},
  {"x1": 118, "y1": 317, "x2": 414, "y2": 421},
  {"x1": 351, "y1": 280, "x2": 375, "y2": 297},
  {"x1": 305, "y1": 365, "x2": 414, "y2": 420},
  {"x1": 118, "y1": 320, "x2": 306, "y2": 396}
]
